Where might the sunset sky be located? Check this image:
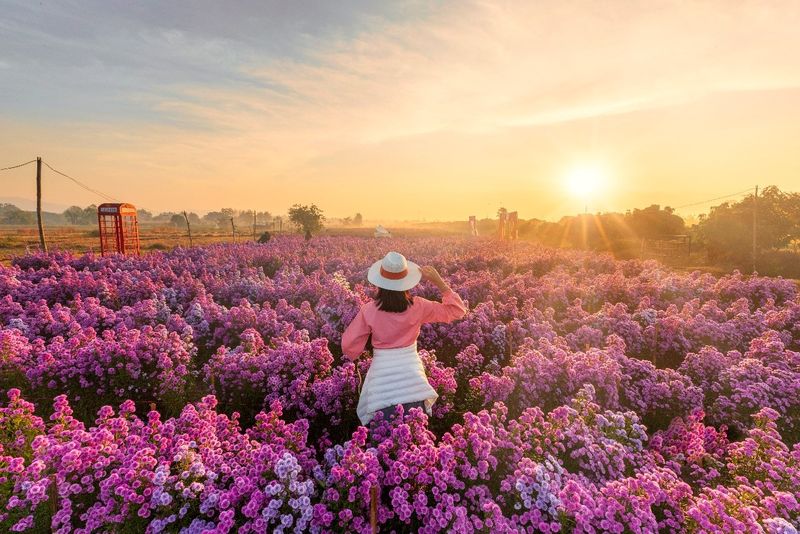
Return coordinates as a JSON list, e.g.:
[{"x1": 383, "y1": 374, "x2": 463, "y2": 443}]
[{"x1": 1, "y1": 0, "x2": 799, "y2": 222}]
